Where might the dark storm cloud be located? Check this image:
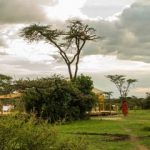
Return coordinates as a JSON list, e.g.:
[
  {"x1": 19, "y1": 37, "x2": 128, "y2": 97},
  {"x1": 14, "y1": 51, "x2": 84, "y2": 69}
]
[
  {"x1": 0, "y1": 55, "x2": 53, "y2": 72},
  {"x1": 81, "y1": 5, "x2": 123, "y2": 18},
  {"x1": 83, "y1": 1, "x2": 150, "y2": 63},
  {"x1": 0, "y1": 0, "x2": 57, "y2": 24}
]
